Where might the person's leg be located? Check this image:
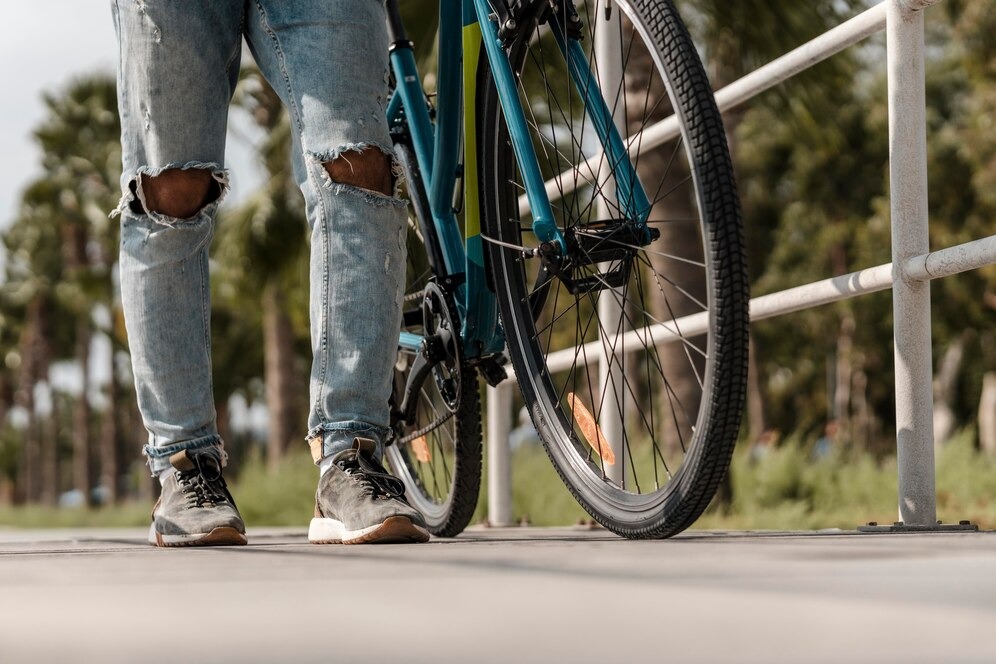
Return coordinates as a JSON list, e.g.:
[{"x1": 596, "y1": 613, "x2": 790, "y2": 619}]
[
  {"x1": 245, "y1": 0, "x2": 406, "y2": 460},
  {"x1": 246, "y1": 0, "x2": 426, "y2": 543},
  {"x1": 112, "y1": 0, "x2": 246, "y2": 545}
]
